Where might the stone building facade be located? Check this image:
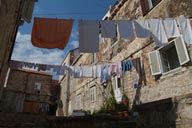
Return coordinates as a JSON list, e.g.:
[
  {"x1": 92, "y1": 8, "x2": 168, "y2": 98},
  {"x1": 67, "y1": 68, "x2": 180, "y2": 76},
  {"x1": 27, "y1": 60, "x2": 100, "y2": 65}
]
[
  {"x1": 0, "y1": 0, "x2": 37, "y2": 102},
  {"x1": 60, "y1": 0, "x2": 192, "y2": 127},
  {"x1": 0, "y1": 68, "x2": 59, "y2": 115}
]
